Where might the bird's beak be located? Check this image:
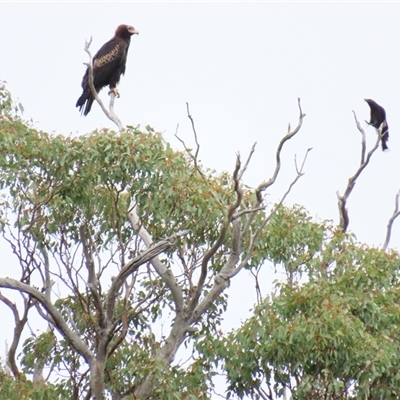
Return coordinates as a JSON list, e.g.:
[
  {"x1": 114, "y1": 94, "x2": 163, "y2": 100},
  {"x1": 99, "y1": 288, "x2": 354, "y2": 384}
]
[
  {"x1": 132, "y1": 28, "x2": 139, "y2": 35},
  {"x1": 364, "y1": 98, "x2": 368, "y2": 102}
]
